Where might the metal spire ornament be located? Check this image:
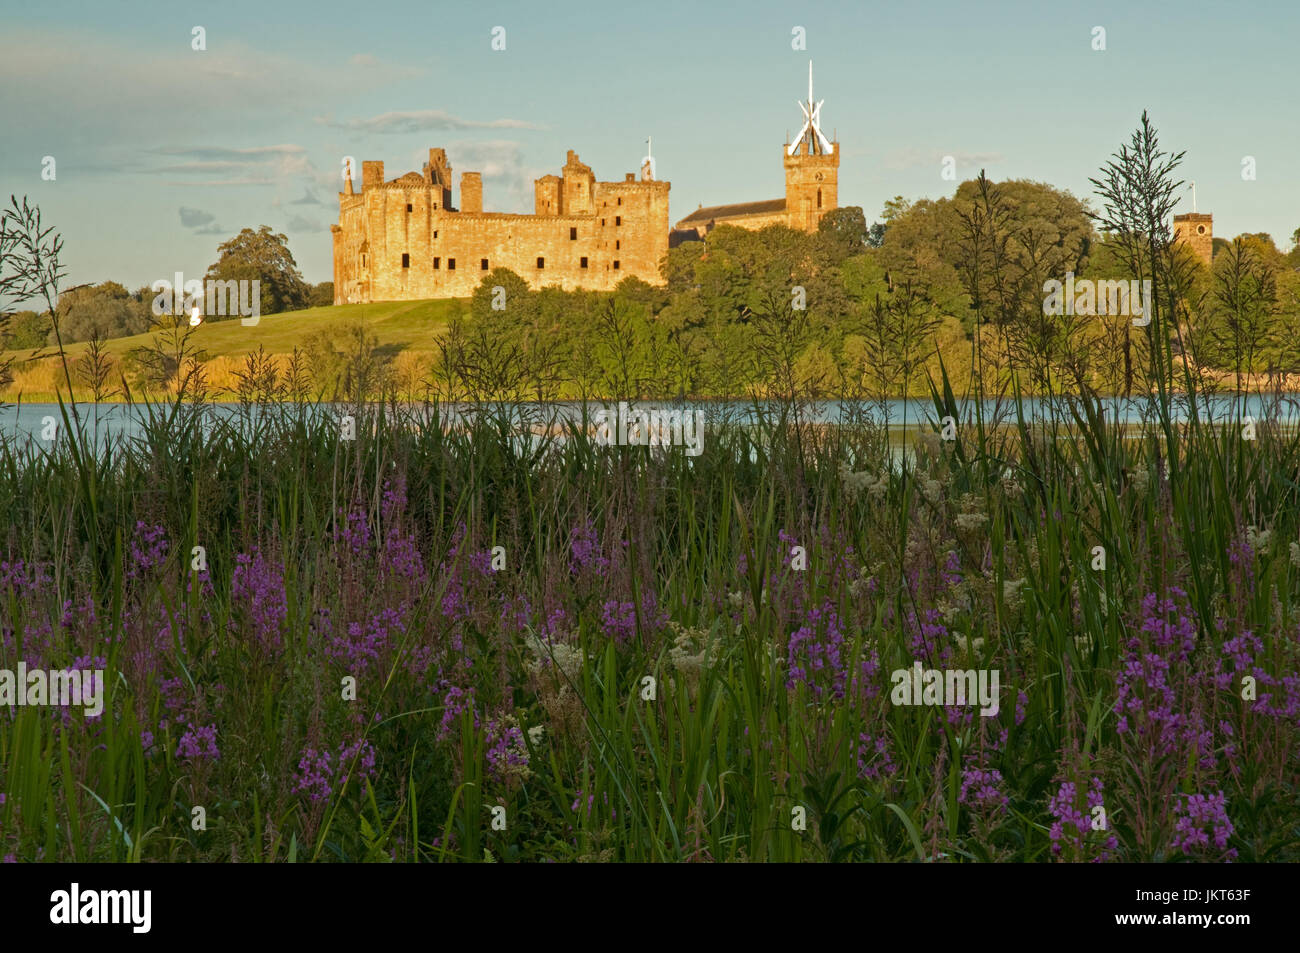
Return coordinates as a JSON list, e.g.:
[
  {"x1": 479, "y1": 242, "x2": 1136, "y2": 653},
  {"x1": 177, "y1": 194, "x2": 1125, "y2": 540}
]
[{"x1": 788, "y1": 61, "x2": 833, "y2": 157}]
